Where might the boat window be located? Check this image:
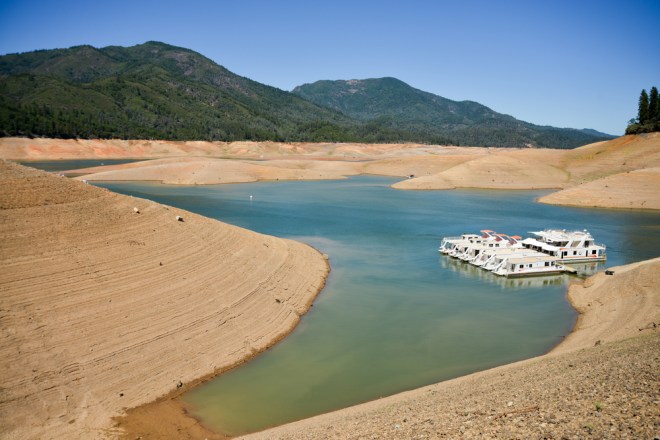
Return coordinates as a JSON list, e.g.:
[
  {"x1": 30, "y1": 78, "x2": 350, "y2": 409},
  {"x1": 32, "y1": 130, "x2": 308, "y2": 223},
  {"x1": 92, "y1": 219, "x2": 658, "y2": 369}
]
[{"x1": 545, "y1": 262, "x2": 550, "y2": 266}]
